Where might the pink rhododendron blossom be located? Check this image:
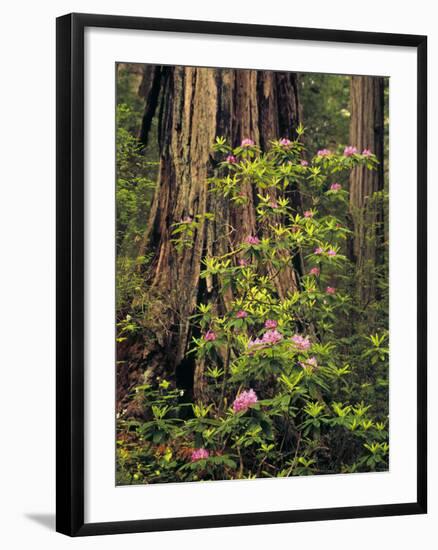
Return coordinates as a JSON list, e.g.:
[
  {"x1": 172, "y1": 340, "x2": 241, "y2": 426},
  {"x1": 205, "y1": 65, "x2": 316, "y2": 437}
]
[
  {"x1": 191, "y1": 448, "x2": 209, "y2": 462},
  {"x1": 236, "y1": 310, "x2": 248, "y2": 319},
  {"x1": 264, "y1": 319, "x2": 278, "y2": 329},
  {"x1": 317, "y1": 148, "x2": 331, "y2": 157},
  {"x1": 330, "y1": 182, "x2": 342, "y2": 191},
  {"x1": 327, "y1": 249, "x2": 337, "y2": 256},
  {"x1": 246, "y1": 235, "x2": 260, "y2": 245},
  {"x1": 344, "y1": 145, "x2": 358, "y2": 156},
  {"x1": 204, "y1": 330, "x2": 216, "y2": 341},
  {"x1": 279, "y1": 138, "x2": 292, "y2": 147},
  {"x1": 241, "y1": 138, "x2": 255, "y2": 147},
  {"x1": 269, "y1": 200, "x2": 279, "y2": 209},
  {"x1": 232, "y1": 389, "x2": 258, "y2": 413},
  {"x1": 247, "y1": 337, "x2": 265, "y2": 351},
  {"x1": 326, "y1": 286, "x2": 336, "y2": 295},
  {"x1": 362, "y1": 148, "x2": 372, "y2": 157},
  {"x1": 262, "y1": 329, "x2": 283, "y2": 344},
  {"x1": 300, "y1": 159, "x2": 309, "y2": 166},
  {"x1": 309, "y1": 267, "x2": 320, "y2": 276},
  {"x1": 238, "y1": 258, "x2": 249, "y2": 267},
  {"x1": 304, "y1": 210, "x2": 314, "y2": 218},
  {"x1": 226, "y1": 154, "x2": 237, "y2": 164},
  {"x1": 300, "y1": 356, "x2": 318, "y2": 370},
  {"x1": 314, "y1": 247, "x2": 323, "y2": 255},
  {"x1": 291, "y1": 334, "x2": 311, "y2": 351}
]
